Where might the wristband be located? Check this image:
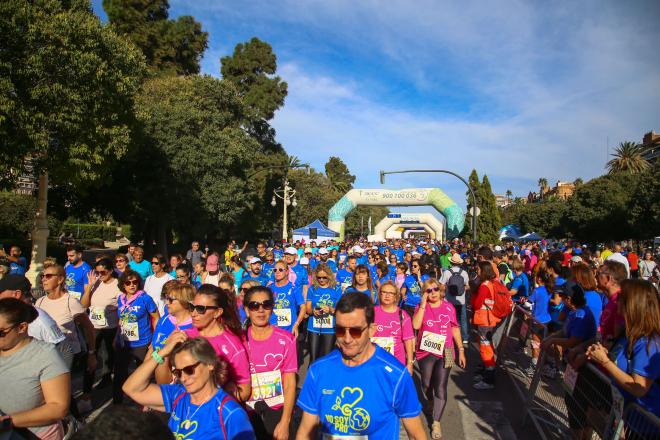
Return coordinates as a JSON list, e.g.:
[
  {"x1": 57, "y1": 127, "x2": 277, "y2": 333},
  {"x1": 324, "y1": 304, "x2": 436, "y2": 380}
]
[{"x1": 152, "y1": 350, "x2": 164, "y2": 365}]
